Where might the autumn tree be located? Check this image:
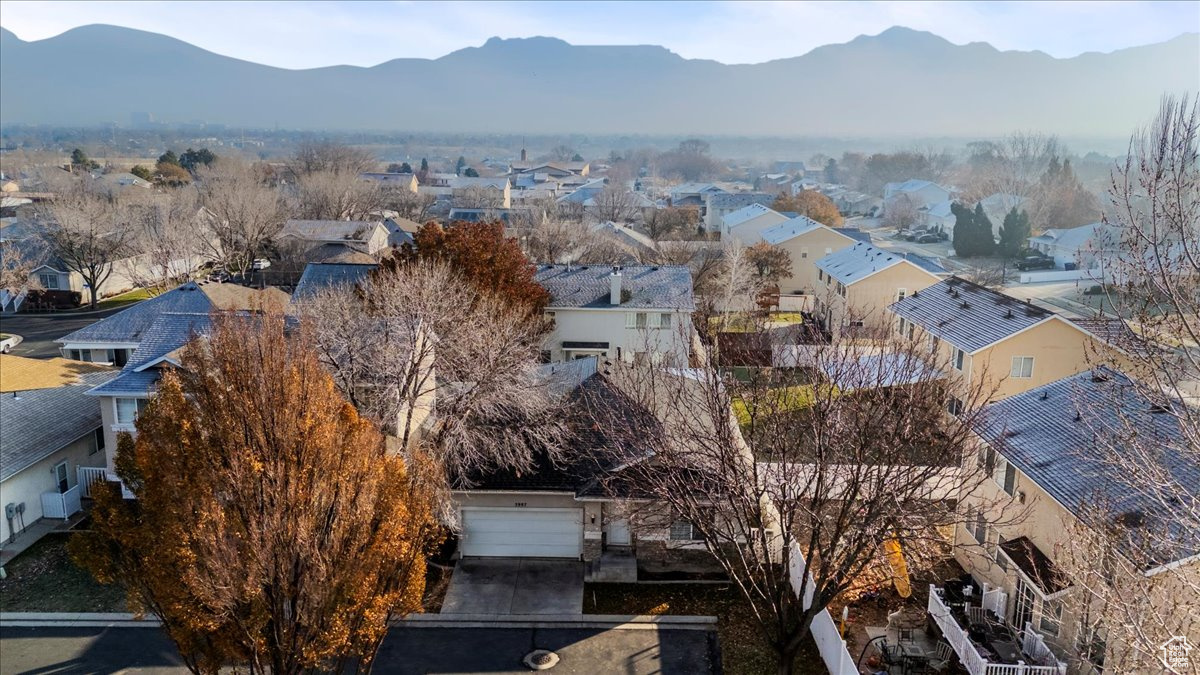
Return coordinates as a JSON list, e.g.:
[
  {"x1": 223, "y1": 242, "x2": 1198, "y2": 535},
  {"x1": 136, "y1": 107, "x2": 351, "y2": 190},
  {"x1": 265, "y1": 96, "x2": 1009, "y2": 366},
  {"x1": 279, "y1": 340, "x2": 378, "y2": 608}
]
[
  {"x1": 155, "y1": 161, "x2": 193, "y2": 186},
  {"x1": 1036, "y1": 156, "x2": 1100, "y2": 229},
  {"x1": 393, "y1": 221, "x2": 550, "y2": 314},
  {"x1": 71, "y1": 312, "x2": 441, "y2": 674},
  {"x1": 36, "y1": 176, "x2": 132, "y2": 309},
  {"x1": 771, "y1": 191, "x2": 843, "y2": 227},
  {"x1": 745, "y1": 242, "x2": 792, "y2": 286}
]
